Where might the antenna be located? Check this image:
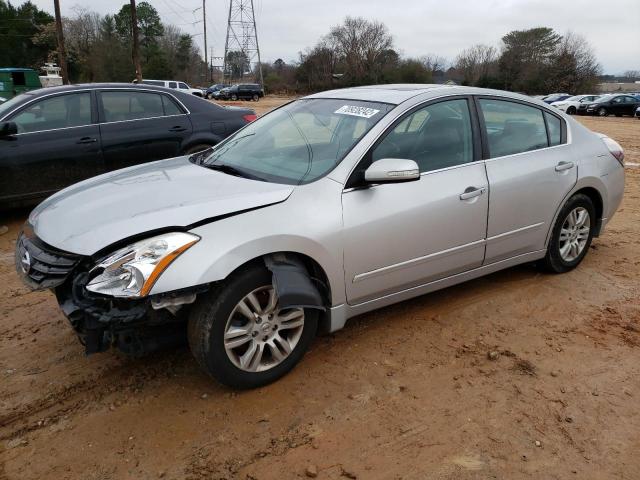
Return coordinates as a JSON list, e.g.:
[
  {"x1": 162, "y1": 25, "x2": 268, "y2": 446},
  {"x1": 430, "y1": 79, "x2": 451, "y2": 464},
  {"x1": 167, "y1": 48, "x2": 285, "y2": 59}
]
[{"x1": 223, "y1": 0, "x2": 264, "y2": 86}]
